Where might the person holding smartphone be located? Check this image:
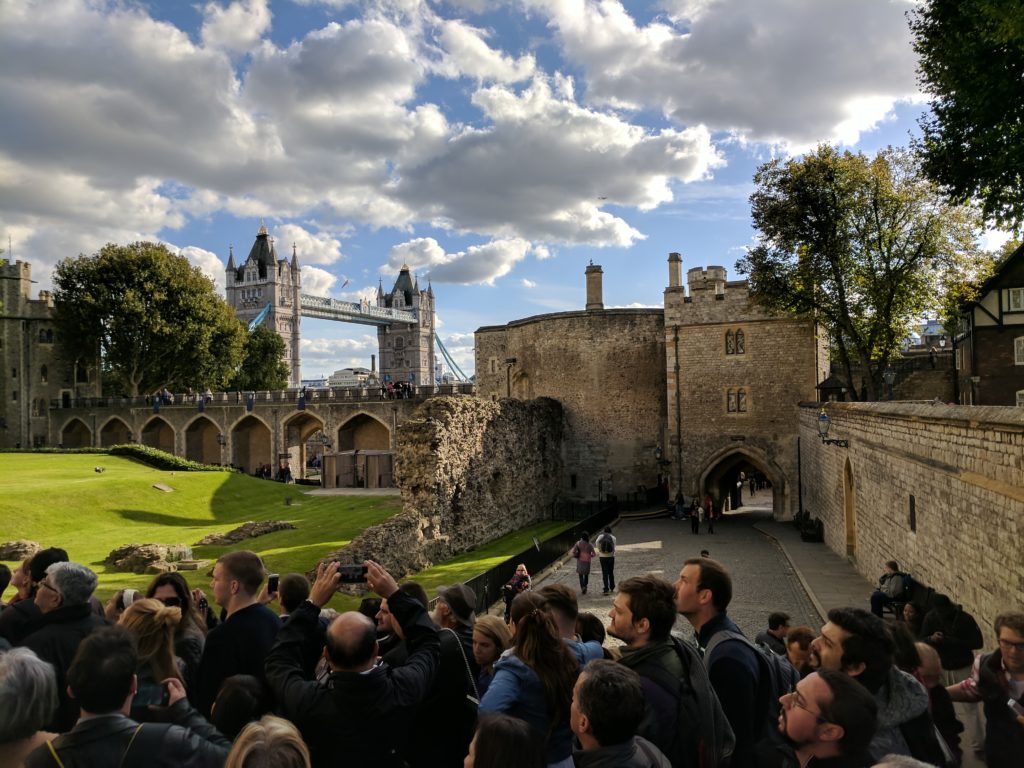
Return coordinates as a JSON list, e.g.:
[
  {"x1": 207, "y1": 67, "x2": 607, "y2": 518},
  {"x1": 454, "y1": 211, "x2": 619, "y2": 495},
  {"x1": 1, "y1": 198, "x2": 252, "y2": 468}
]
[{"x1": 947, "y1": 612, "x2": 1024, "y2": 768}]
